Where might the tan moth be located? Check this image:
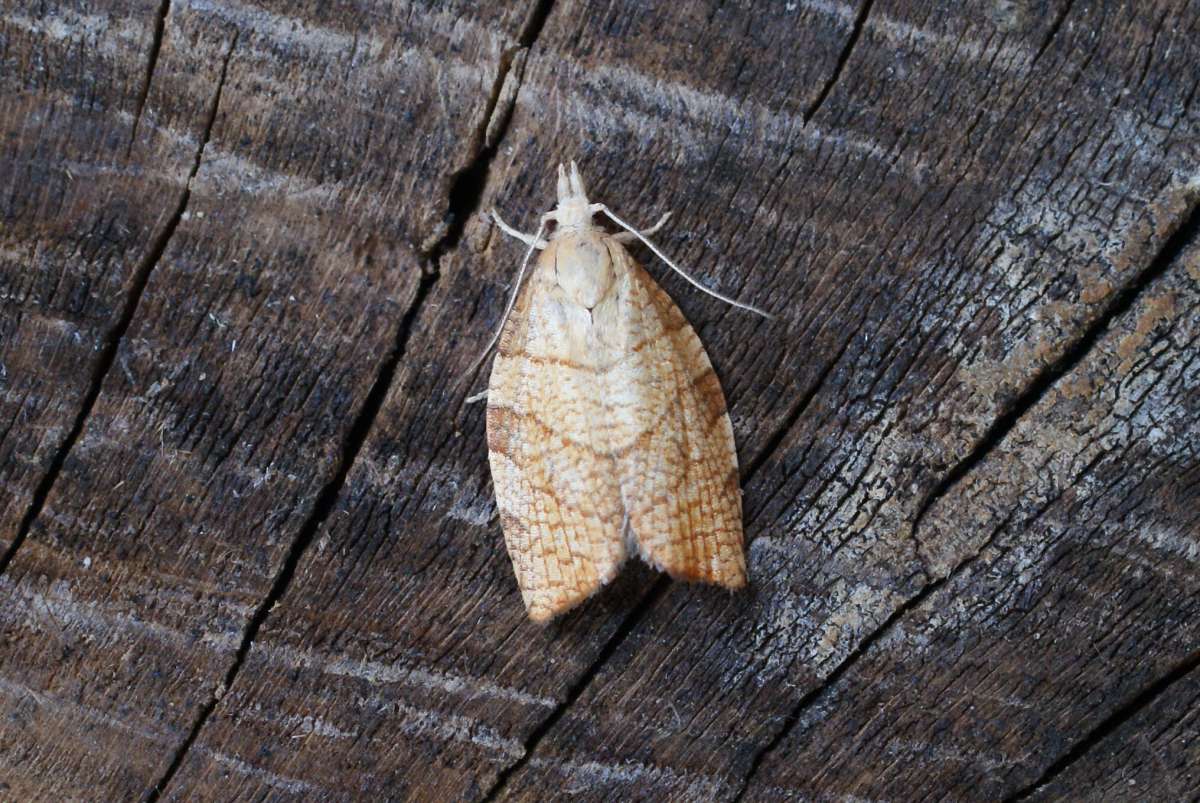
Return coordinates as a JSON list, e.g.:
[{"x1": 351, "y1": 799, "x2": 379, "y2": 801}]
[{"x1": 474, "y1": 162, "x2": 769, "y2": 622}]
